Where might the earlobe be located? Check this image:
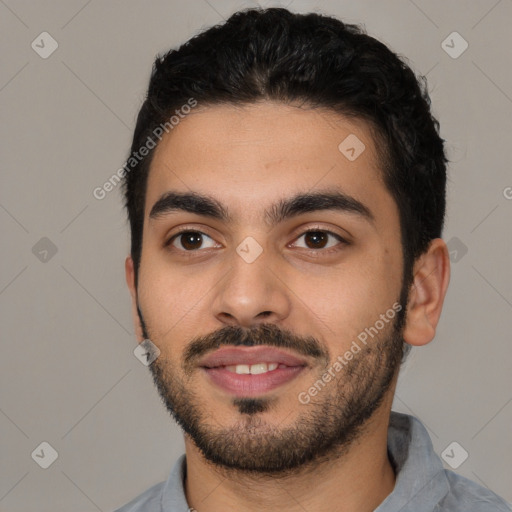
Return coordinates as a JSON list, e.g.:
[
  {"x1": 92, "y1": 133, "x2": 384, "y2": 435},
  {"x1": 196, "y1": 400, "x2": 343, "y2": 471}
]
[{"x1": 402, "y1": 238, "x2": 451, "y2": 347}]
